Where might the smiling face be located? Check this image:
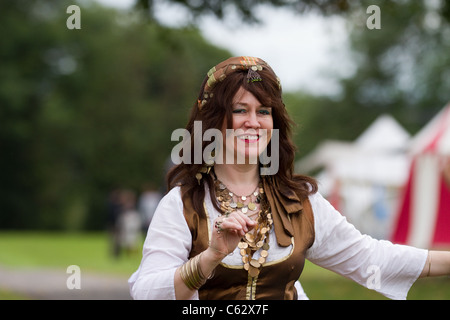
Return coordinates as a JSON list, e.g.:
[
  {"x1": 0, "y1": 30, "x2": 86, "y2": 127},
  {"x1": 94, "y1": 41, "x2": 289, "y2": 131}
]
[{"x1": 220, "y1": 87, "x2": 273, "y2": 165}]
